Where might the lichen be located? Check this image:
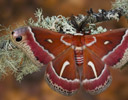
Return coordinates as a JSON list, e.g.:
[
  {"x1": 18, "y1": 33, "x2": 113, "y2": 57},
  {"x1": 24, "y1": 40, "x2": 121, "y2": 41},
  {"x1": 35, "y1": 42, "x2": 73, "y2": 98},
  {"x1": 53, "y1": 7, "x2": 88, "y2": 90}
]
[
  {"x1": 112, "y1": 0, "x2": 128, "y2": 19},
  {"x1": 0, "y1": 27, "x2": 40, "y2": 81},
  {"x1": 91, "y1": 26, "x2": 107, "y2": 35},
  {"x1": 27, "y1": 8, "x2": 107, "y2": 34}
]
